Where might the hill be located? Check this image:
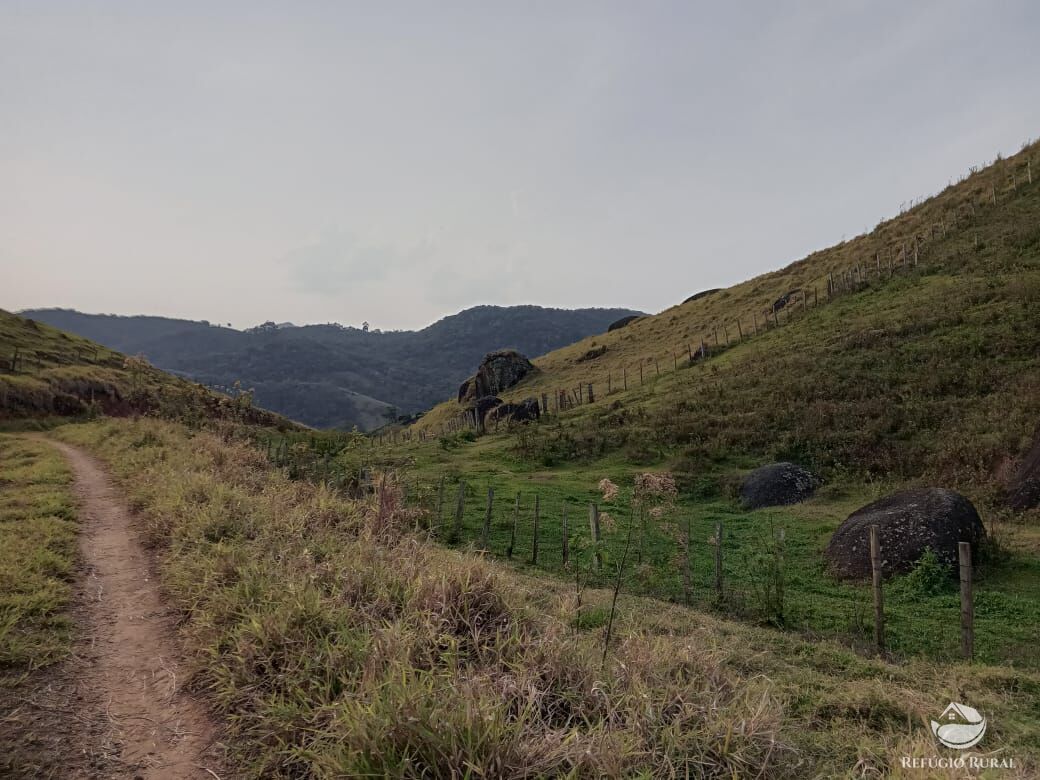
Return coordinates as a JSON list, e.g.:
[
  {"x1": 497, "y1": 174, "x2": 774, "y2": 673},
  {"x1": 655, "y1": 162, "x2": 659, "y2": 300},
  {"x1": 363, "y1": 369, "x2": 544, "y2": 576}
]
[
  {"x1": 333, "y1": 138, "x2": 1040, "y2": 675},
  {"x1": 23, "y1": 305, "x2": 642, "y2": 431},
  {"x1": 0, "y1": 309, "x2": 293, "y2": 430},
  {"x1": 416, "y1": 141, "x2": 1040, "y2": 504},
  {"x1": 5, "y1": 142, "x2": 1040, "y2": 777}
]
